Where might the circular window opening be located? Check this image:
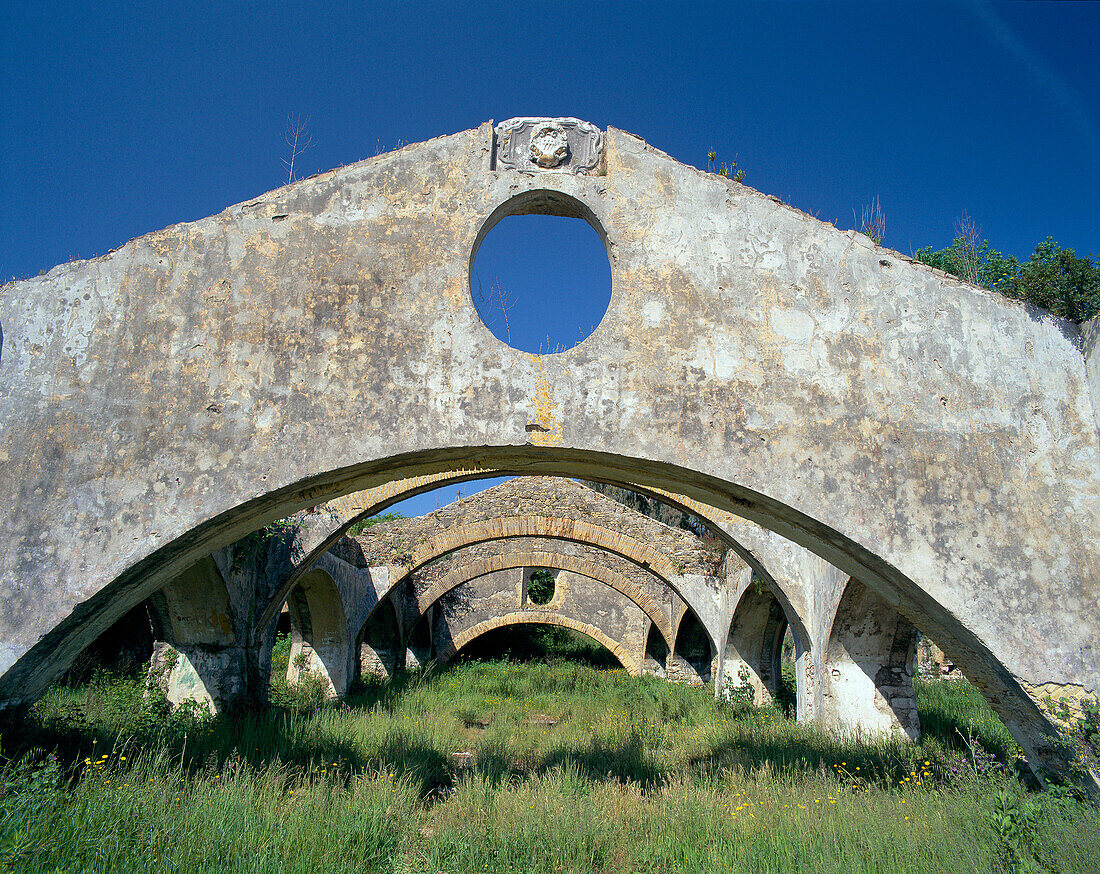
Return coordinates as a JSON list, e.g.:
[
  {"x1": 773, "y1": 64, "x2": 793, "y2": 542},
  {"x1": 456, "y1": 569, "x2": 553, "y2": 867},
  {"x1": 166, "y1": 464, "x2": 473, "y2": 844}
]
[
  {"x1": 526, "y1": 568, "x2": 556, "y2": 606},
  {"x1": 471, "y1": 210, "x2": 612, "y2": 354}
]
